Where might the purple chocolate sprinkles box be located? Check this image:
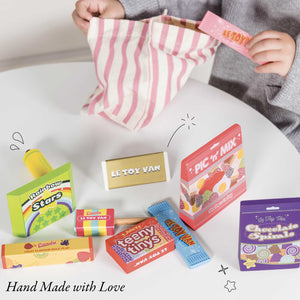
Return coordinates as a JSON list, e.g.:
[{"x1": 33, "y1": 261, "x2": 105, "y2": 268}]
[{"x1": 239, "y1": 198, "x2": 300, "y2": 271}]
